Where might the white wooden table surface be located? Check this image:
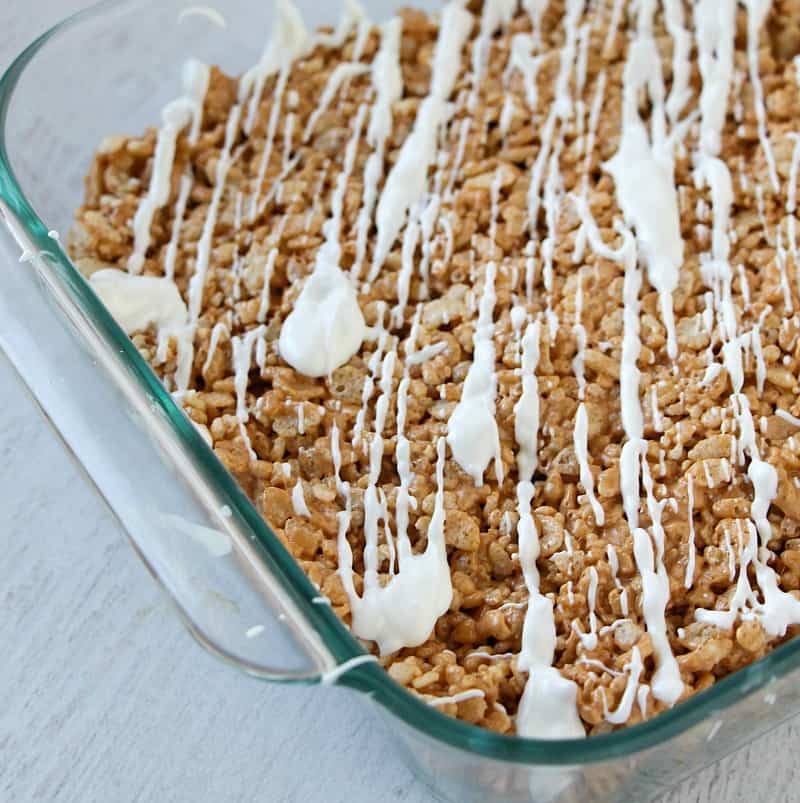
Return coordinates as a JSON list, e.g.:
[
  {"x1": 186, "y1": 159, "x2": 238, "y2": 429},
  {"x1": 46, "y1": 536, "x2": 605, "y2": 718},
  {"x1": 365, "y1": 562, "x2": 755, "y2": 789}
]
[{"x1": 2, "y1": 3, "x2": 800, "y2": 802}]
